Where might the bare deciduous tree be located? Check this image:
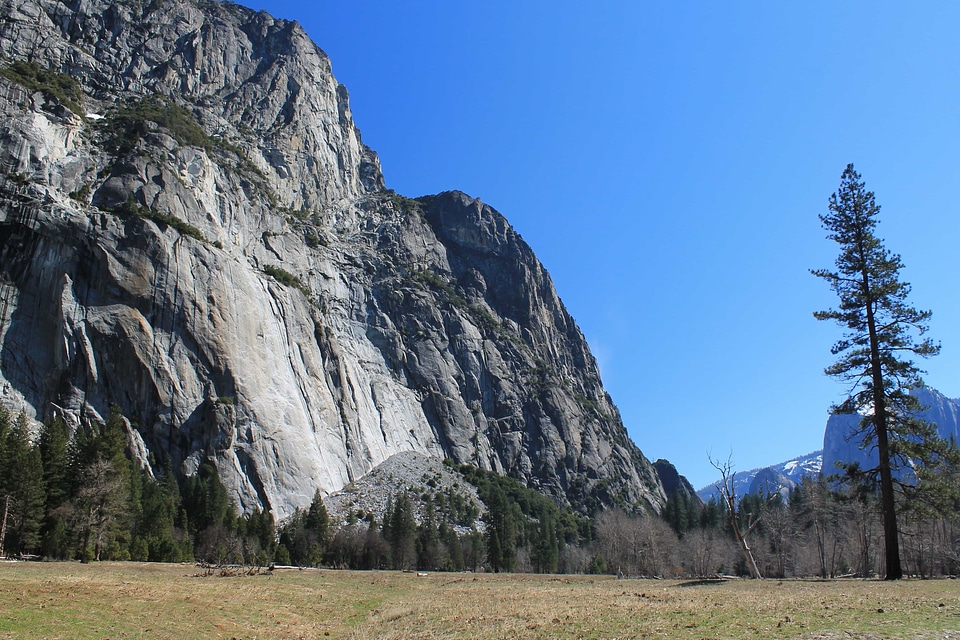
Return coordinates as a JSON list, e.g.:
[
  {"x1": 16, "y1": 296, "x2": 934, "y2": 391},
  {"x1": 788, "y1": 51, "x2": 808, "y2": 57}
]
[
  {"x1": 73, "y1": 459, "x2": 125, "y2": 562},
  {"x1": 709, "y1": 454, "x2": 762, "y2": 579},
  {"x1": 682, "y1": 528, "x2": 720, "y2": 577}
]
